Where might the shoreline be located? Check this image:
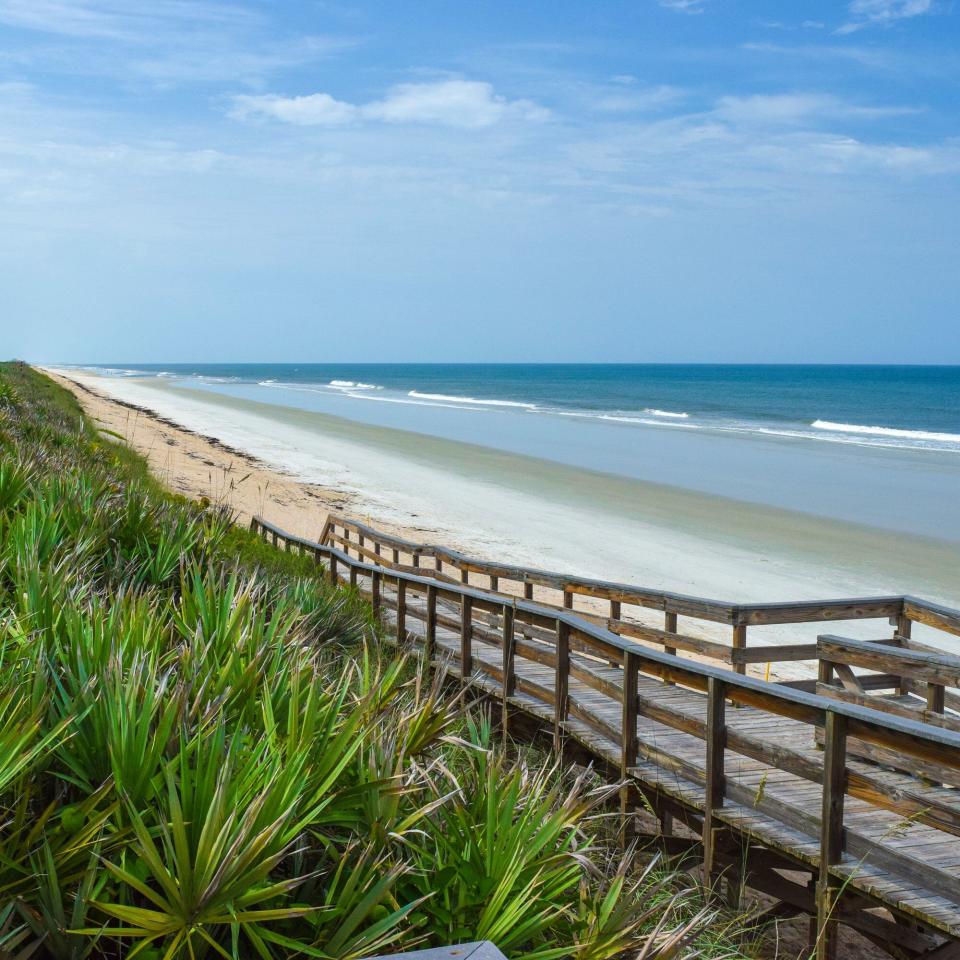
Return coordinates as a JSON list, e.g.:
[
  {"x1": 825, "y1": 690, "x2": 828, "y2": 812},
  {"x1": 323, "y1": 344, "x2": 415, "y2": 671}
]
[
  {"x1": 47, "y1": 367, "x2": 960, "y2": 660},
  {"x1": 63, "y1": 363, "x2": 960, "y2": 543}
]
